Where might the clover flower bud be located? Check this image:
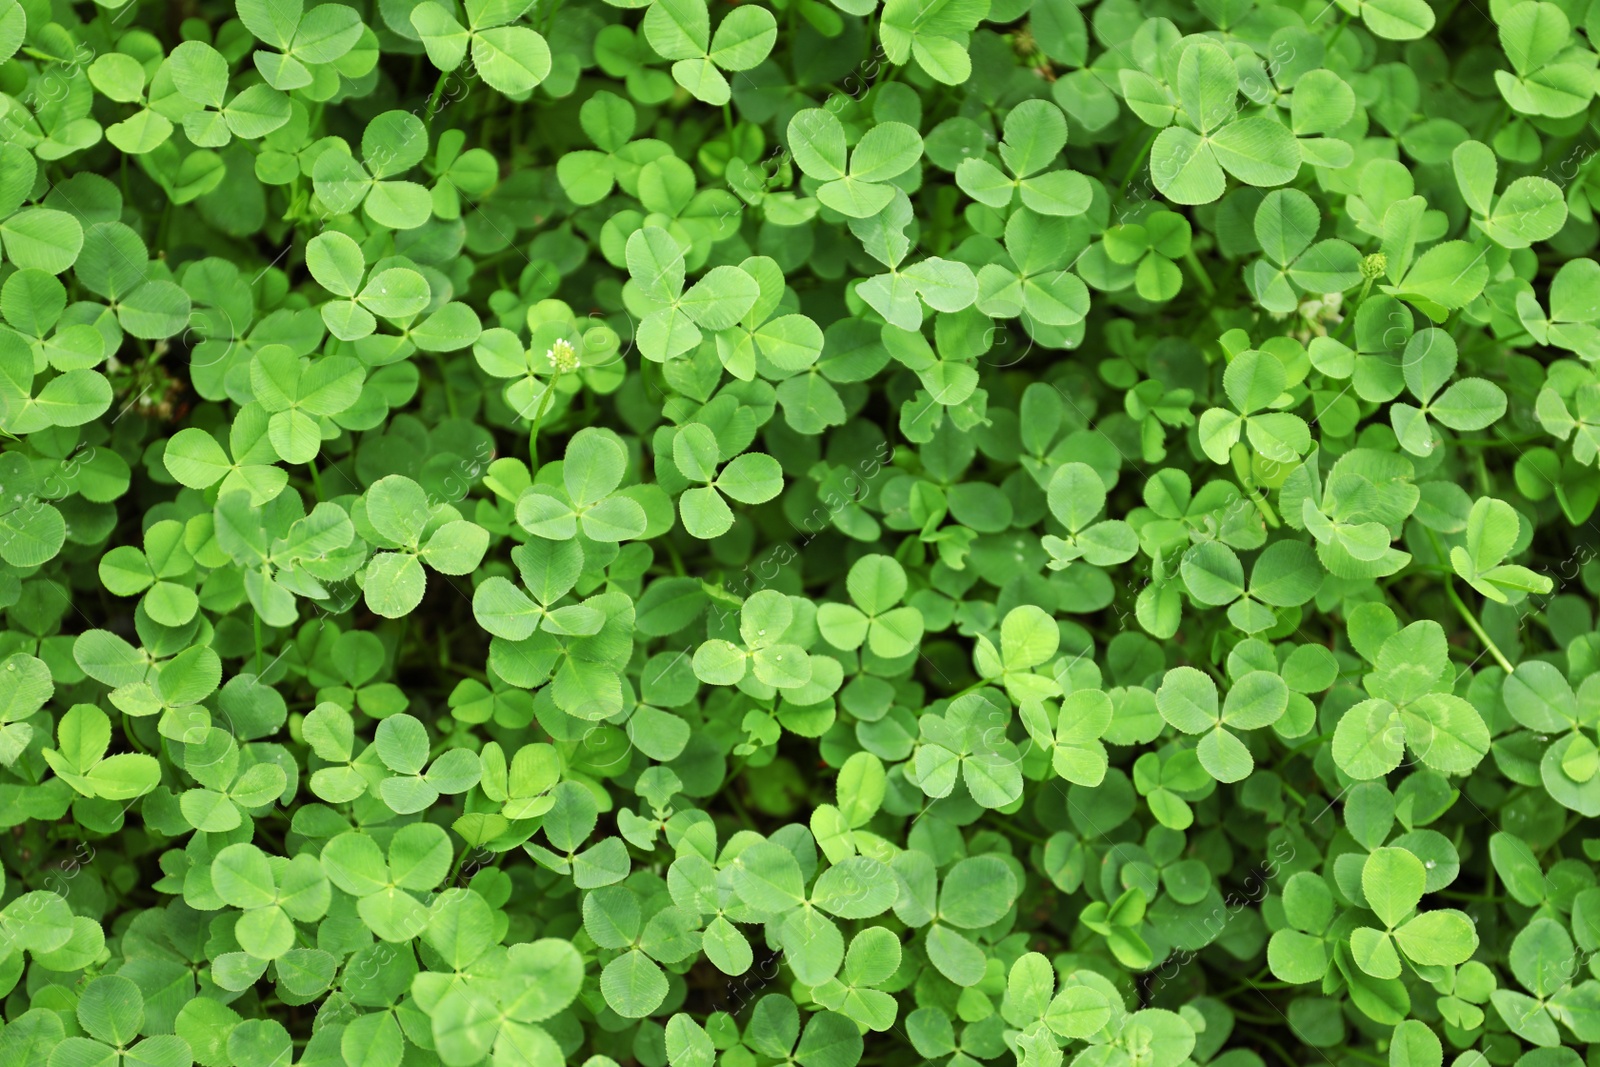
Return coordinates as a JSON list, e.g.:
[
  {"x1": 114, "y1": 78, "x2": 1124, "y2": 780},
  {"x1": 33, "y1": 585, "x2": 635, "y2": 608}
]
[
  {"x1": 1360, "y1": 253, "x2": 1387, "y2": 280},
  {"x1": 548, "y1": 338, "x2": 579, "y2": 373}
]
